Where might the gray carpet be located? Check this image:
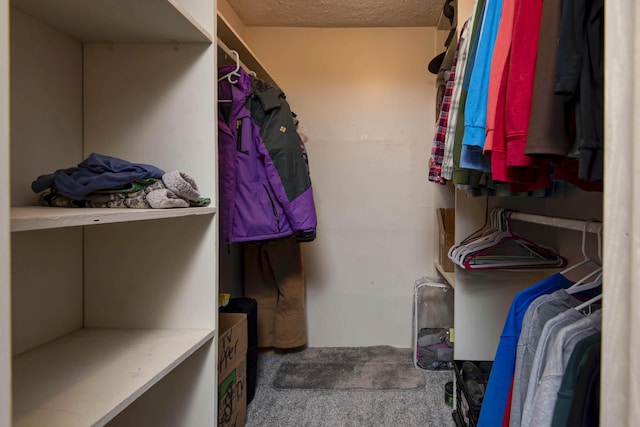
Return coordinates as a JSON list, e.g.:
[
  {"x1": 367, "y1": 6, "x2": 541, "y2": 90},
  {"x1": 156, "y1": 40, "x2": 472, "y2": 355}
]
[
  {"x1": 246, "y1": 347, "x2": 456, "y2": 427},
  {"x1": 273, "y1": 346, "x2": 425, "y2": 390}
]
